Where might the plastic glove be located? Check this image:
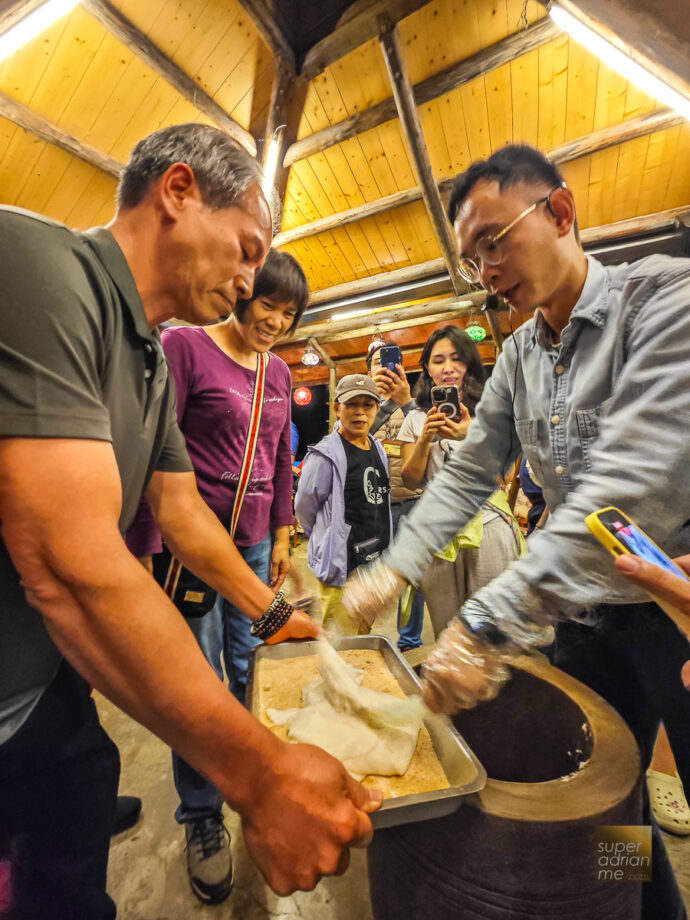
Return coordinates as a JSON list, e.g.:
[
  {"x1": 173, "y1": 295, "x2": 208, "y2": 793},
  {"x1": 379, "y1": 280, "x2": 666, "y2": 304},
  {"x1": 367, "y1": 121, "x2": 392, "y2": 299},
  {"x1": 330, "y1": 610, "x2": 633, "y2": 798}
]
[
  {"x1": 342, "y1": 558, "x2": 407, "y2": 628},
  {"x1": 422, "y1": 617, "x2": 513, "y2": 714}
]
